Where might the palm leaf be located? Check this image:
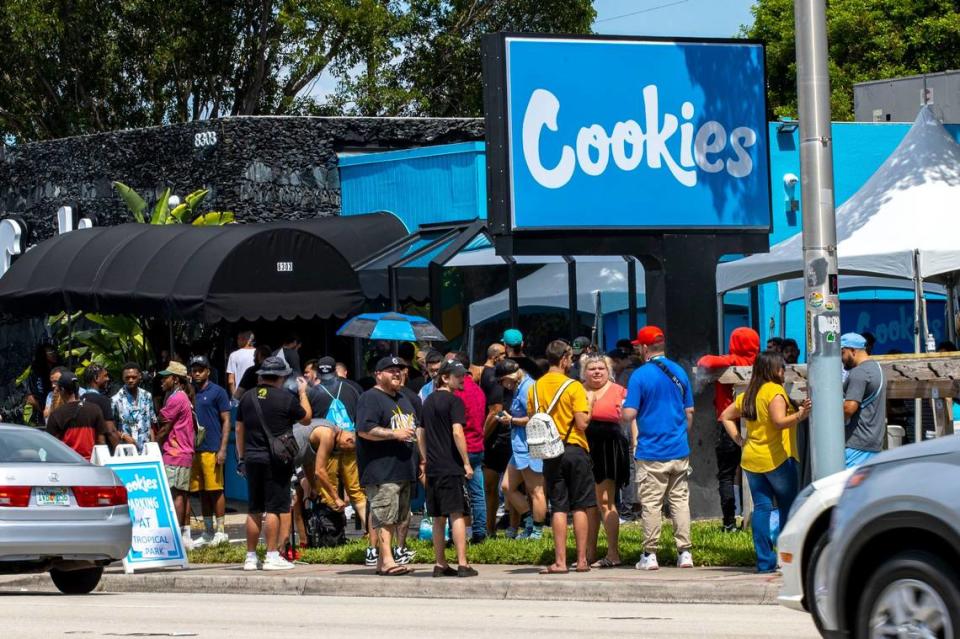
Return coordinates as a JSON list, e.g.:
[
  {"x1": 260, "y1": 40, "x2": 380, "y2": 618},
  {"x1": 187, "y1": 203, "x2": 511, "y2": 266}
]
[
  {"x1": 169, "y1": 203, "x2": 189, "y2": 223},
  {"x1": 192, "y1": 211, "x2": 235, "y2": 226},
  {"x1": 150, "y1": 188, "x2": 171, "y2": 225},
  {"x1": 113, "y1": 181, "x2": 147, "y2": 223},
  {"x1": 184, "y1": 189, "x2": 209, "y2": 212}
]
